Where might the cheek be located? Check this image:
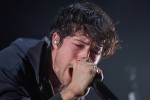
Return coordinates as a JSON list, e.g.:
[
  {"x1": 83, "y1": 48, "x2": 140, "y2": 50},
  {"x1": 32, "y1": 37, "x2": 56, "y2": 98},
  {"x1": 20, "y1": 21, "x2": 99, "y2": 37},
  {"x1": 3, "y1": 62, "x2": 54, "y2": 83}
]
[
  {"x1": 69, "y1": 49, "x2": 79, "y2": 62},
  {"x1": 55, "y1": 50, "x2": 75, "y2": 85},
  {"x1": 55, "y1": 46, "x2": 75, "y2": 69},
  {"x1": 62, "y1": 45, "x2": 78, "y2": 62},
  {"x1": 55, "y1": 42, "x2": 80, "y2": 71}
]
